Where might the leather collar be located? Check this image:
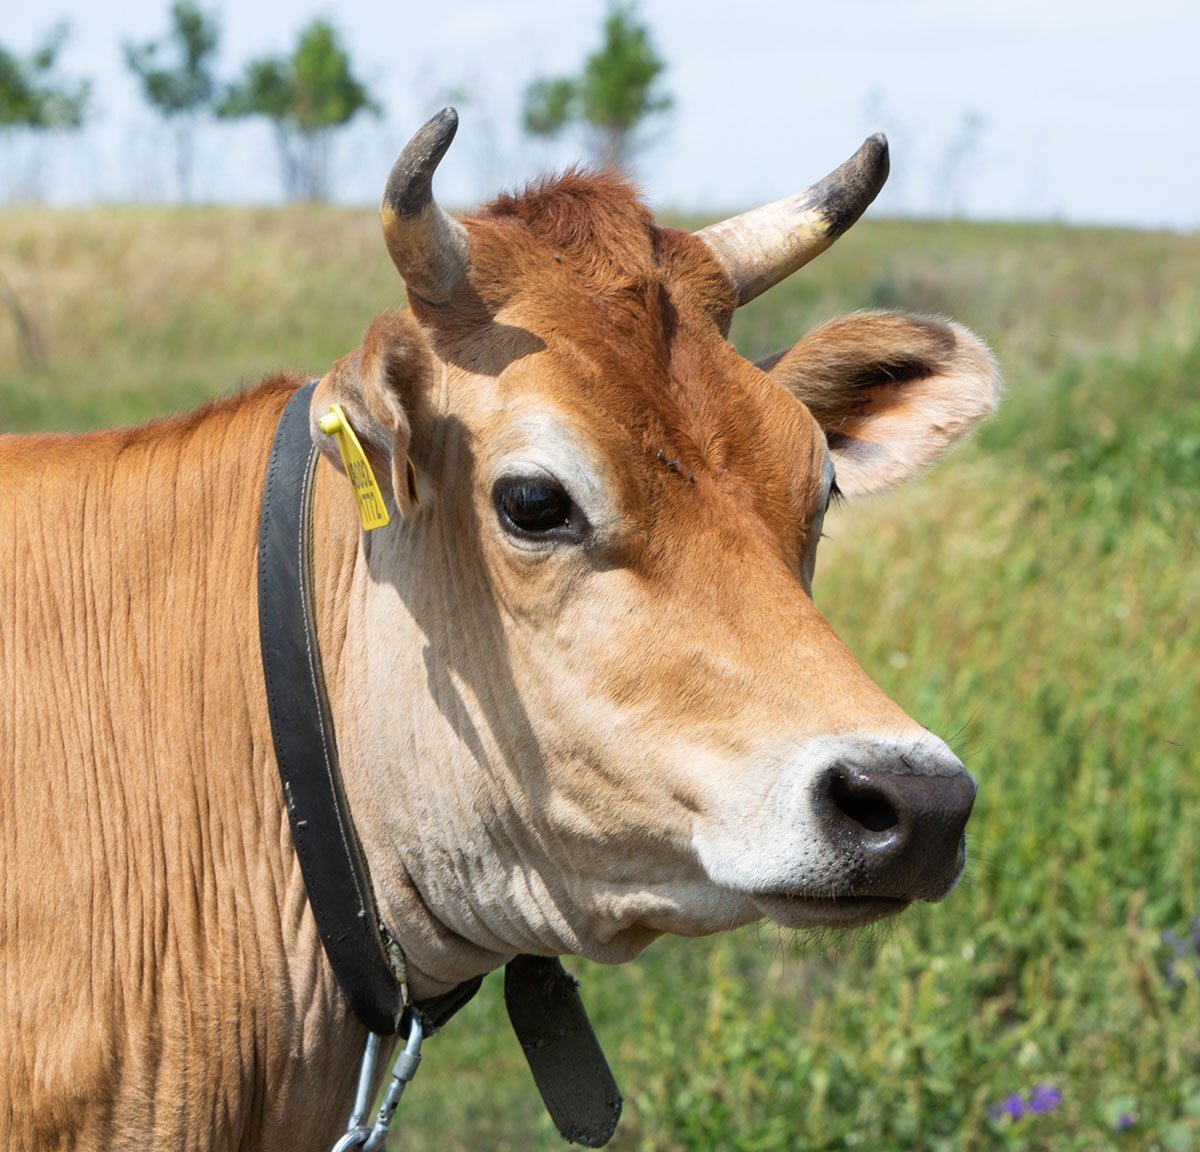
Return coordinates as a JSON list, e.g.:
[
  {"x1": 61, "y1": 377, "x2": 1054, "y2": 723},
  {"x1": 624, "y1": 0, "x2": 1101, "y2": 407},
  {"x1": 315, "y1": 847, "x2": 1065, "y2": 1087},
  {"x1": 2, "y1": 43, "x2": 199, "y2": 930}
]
[{"x1": 257, "y1": 380, "x2": 481, "y2": 1033}]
